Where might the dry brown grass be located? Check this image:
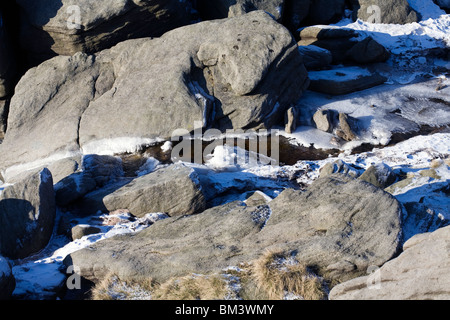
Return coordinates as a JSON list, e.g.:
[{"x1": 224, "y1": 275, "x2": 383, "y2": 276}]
[
  {"x1": 152, "y1": 274, "x2": 228, "y2": 300},
  {"x1": 90, "y1": 273, "x2": 154, "y2": 300},
  {"x1": 90, "y1": 272, "x2": 228, "y2": 300},
  {"x1": 252, "y1": 250, "x2": 326, "y2": 300}
]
